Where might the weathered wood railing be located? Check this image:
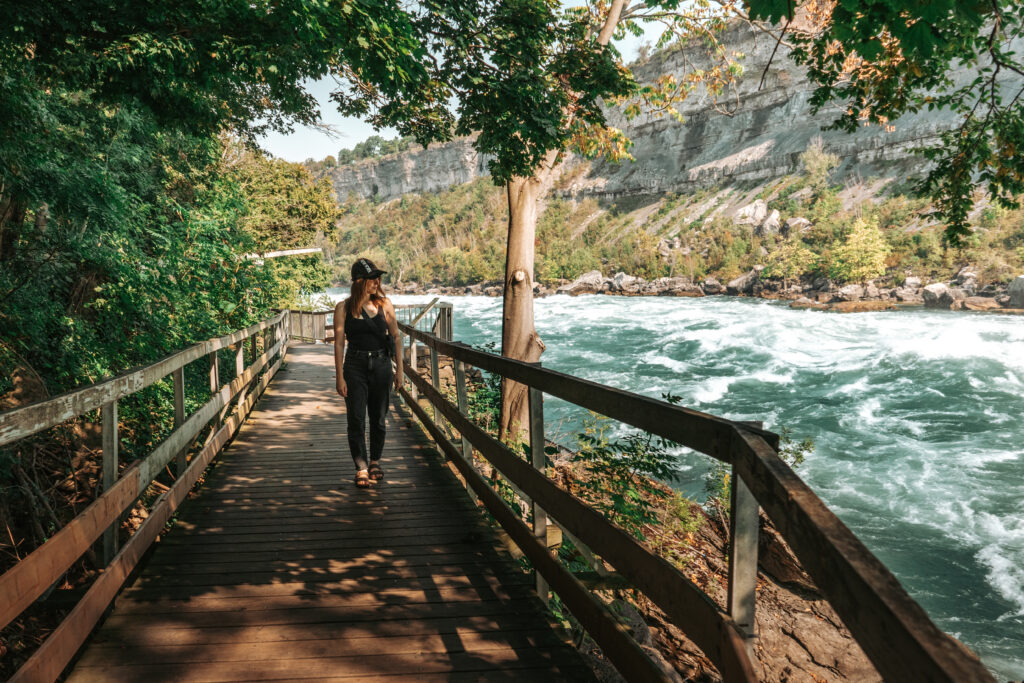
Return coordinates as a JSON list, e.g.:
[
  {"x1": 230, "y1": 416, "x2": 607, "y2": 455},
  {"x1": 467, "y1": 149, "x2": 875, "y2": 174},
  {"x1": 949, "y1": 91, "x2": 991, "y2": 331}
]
[
  {"x1": 395, "y1": 317, "x2": 995, "y2": 683},
  {"x1": 285, "y1": 301, "x2": 453, "y2": 345},
  {"x1": 0, "y1": 311, "x2": 290, "y2": 683}
]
